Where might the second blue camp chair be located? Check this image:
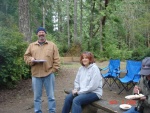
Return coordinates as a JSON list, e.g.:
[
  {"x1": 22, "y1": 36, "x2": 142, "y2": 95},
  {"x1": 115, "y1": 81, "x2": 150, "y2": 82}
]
[
  {"x1": 117, "y1": 60, "x2": 142, "y2": 94},
  {"x1": 100, "y1": 59, "x2": 120, "y2": 90}
]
